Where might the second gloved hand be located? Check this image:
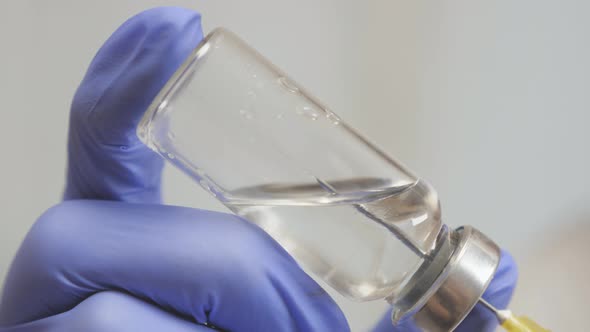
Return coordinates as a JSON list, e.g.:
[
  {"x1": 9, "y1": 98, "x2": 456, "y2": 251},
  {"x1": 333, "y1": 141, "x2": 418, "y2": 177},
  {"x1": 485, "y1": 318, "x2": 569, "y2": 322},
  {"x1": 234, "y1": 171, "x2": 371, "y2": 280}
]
[{"x1": 0, "y1": 200, "x2": 348, "y2": 331}]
